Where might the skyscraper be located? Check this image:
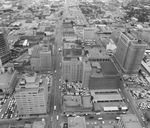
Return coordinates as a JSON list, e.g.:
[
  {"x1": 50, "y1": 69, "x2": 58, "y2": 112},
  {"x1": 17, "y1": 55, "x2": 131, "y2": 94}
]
[
  {"x1": 0, "y1": 32, "x2": 11, "y2": 65},
  {"x1": 114, "y1": 31, "x2": 147, "y2": 74}
]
